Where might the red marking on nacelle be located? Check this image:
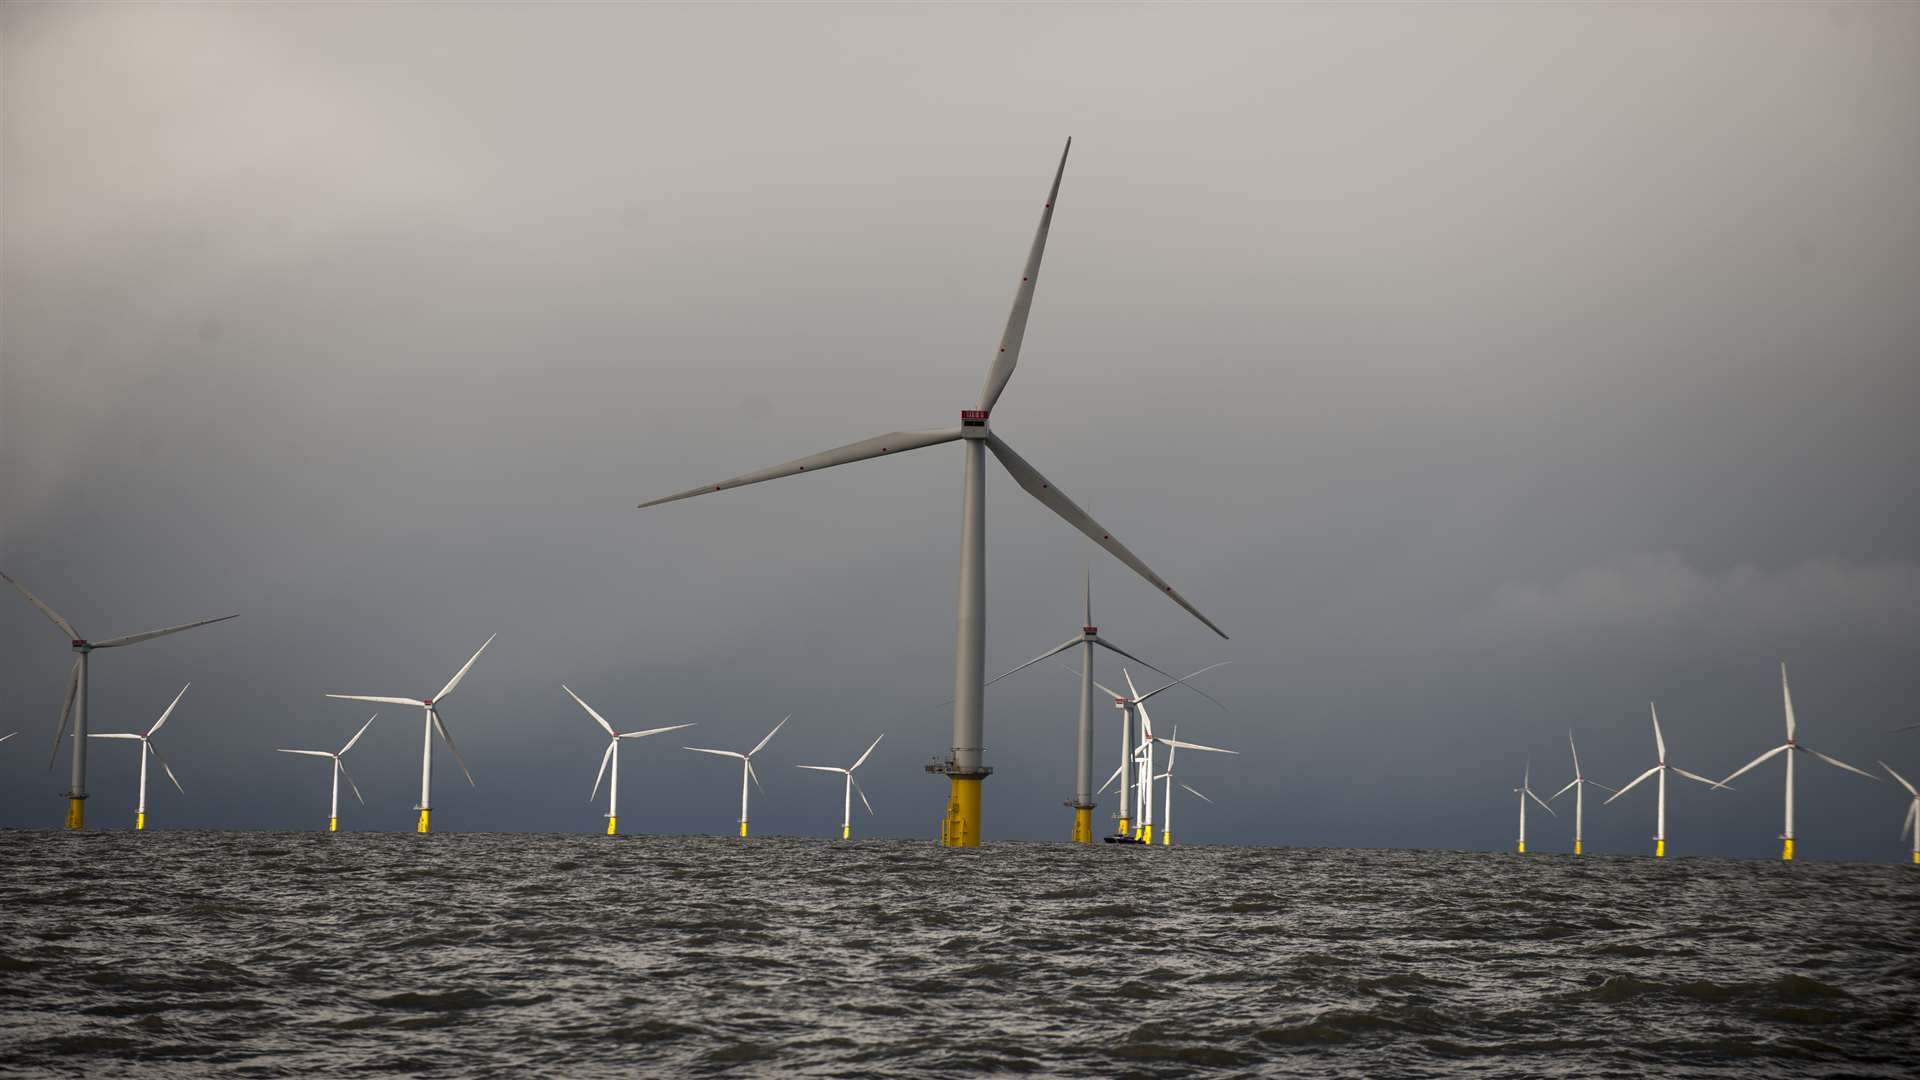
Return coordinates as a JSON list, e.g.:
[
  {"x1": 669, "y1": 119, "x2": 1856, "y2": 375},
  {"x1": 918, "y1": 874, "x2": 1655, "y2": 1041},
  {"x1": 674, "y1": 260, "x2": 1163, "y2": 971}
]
[
  {"x1": 1082, "y1": 627, "x2": 1098, "y2": 635},
  {"x1": 423, "y1": 699, "x2": 434, "y2": 707},
  {"x1": 71, "y1": 640, "x2": 88, "y2": 648}
]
